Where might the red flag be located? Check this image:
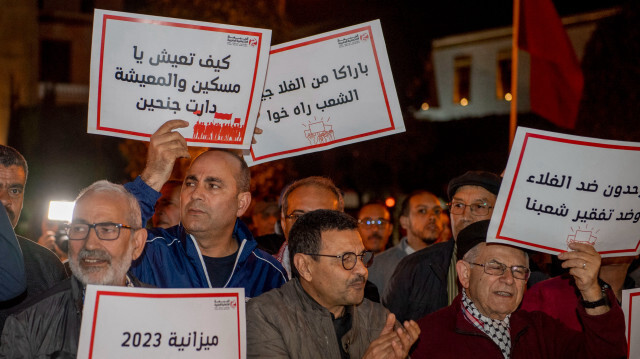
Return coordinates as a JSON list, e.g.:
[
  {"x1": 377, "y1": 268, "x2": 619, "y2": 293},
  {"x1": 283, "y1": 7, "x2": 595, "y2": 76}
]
[{"x1": 518, "y1": 0, "x2": 583, "y2": 129}]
